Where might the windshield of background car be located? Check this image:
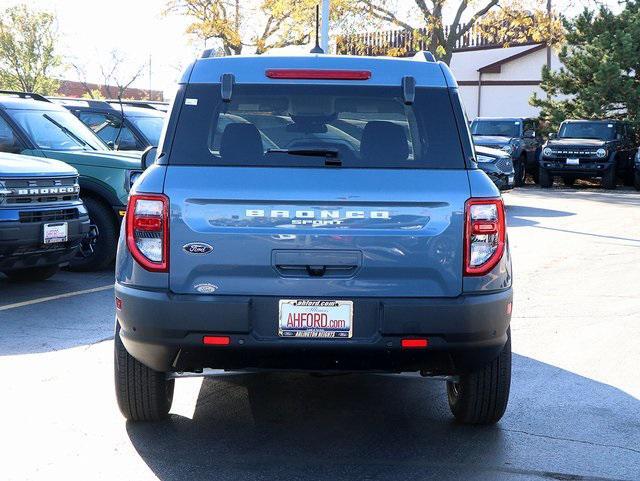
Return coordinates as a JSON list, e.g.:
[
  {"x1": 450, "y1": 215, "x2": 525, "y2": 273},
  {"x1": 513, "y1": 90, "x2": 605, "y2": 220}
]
[
  {"x1": 558, "y1": 122, "x2": 615, "y2": 140},
  {"x1": 128, "y1": 115, "x2": 164, "y2": 146},
  {"x1": 470, "y1": 120, "x2": 520, "y2": 137},
  {"x1": 169, "y1": 84, "x2": 465, "y2": 168},
  {"x1": 9, "y1": 109, "x2": 107, "y2": 151}
]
